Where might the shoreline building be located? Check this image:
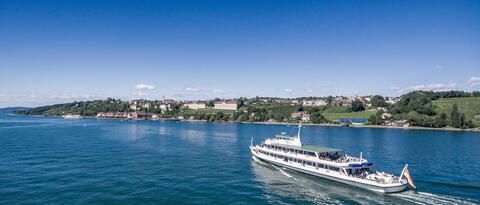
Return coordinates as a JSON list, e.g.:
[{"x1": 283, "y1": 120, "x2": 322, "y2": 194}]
[
  {"x1": 290, "y1": 111, "x2": 311, "y2": 122},
  {"x1": 184, "y1": 101, "x2": 206, "y2": 110},
  {"x1": 214, "y1": 101, "x2": 238, "y2": 110},
  {"x1": 303, "y1": 99, "x2": 327, "y2": 107}
]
